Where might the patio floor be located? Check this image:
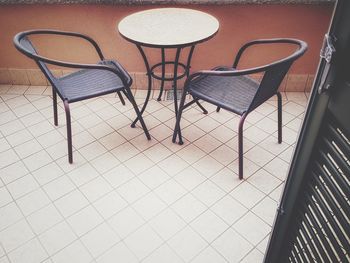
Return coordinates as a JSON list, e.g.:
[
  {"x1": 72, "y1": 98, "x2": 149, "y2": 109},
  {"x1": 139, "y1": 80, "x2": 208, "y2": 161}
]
[{"x1": 0, "y1": 85, "x2": 308, "y2": 263}]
